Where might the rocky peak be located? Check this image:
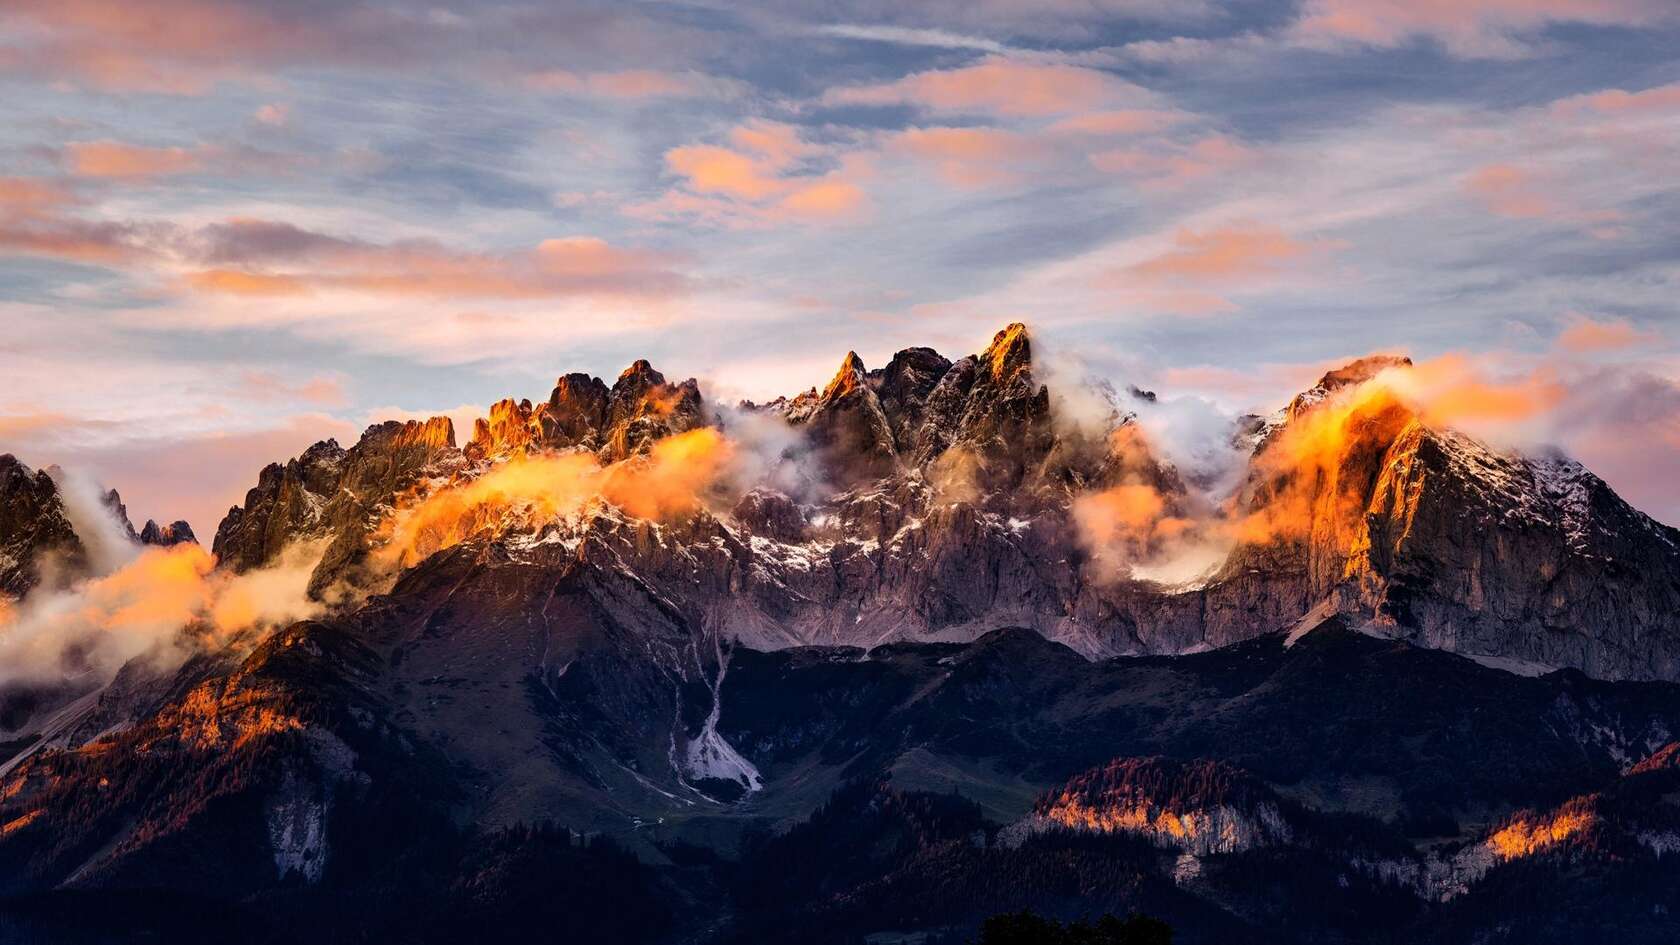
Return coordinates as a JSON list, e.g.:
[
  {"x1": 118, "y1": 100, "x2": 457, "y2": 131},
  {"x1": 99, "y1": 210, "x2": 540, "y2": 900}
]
[
  {"x1": 537, "y1": 373, "x2": 611, "y2": 449},
  {"x1": 214, "y1": 418, "x2": 458, "y2": 575},
  {"x1": 601, "y1": 361, "x2": 704, "y2": 461},
  {"x1": 100, "y1": 488, "x2": 139, "y2": 541},
  {"x1": 1285, "y1": 353, "x2": 1413, "y2": 422},
  {"x1": 0, "y1": 454, "x2": 83, "y2": 595},
  {"x1": 139, "y1": 519, "x2": 197, "y2": 546},
  {"x1": 806, "y1": 351, "x2": 898, "y2": 481},
  {"x1": 935, "y1": 323, "x2": 1054, "y2": 489},
  {"x1": 821, "y1": 351, "x2": 868, "y2": 402},
  {"x1": 873, "y1": 346, "x2": 952, "y2": 451},
  {"x1": 984, "y1": 322, "x2": 1034, "y2": 386},
  {"x1": 466, "y1": 398, "x2": 536, "y2": 460}
]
